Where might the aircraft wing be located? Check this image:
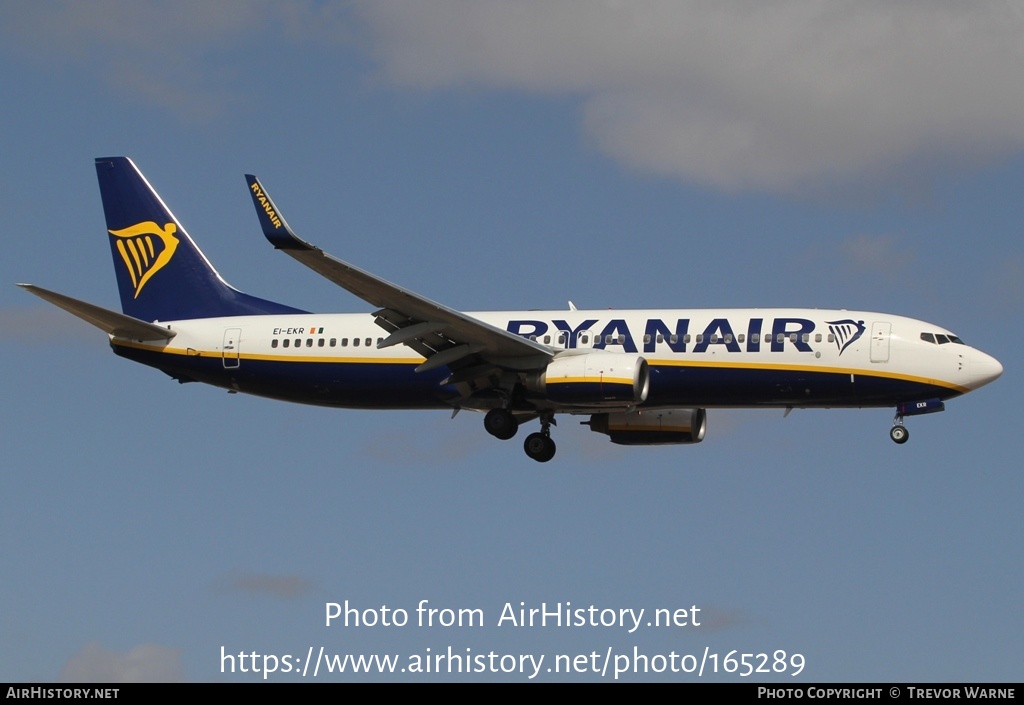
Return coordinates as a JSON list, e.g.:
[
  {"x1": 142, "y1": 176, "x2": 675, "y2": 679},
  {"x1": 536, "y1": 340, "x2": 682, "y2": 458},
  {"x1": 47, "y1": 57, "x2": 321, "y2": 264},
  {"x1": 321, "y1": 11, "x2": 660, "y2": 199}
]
[
  {"x1": 18, "y1": 284, "x2": 176, "y2": 341},
  {"x1": 245, "y1": 175, "x2": 552, "y2": 374}
]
